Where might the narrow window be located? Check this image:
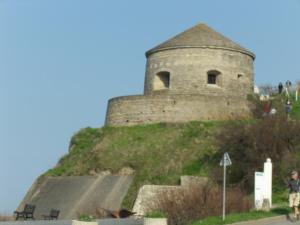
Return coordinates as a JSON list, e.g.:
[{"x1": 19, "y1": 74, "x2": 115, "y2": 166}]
[
  {"x1": 154, "y1": 71, "x2": 170, "y2": 90},
  {"x1": 208, "y1": 74, "x2": 217, "y2": 84},
  {"x1": 207, "y1": 70, "x2": 221, "y2": 85}
]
